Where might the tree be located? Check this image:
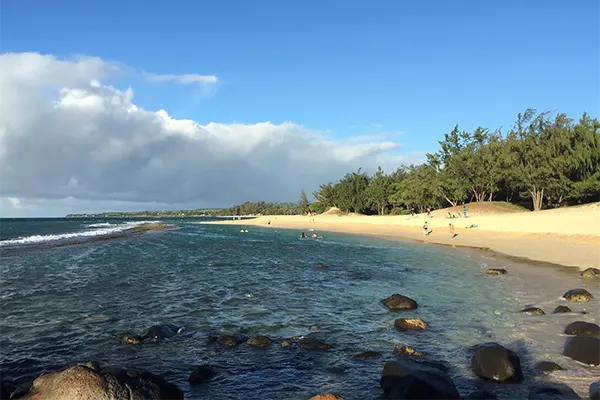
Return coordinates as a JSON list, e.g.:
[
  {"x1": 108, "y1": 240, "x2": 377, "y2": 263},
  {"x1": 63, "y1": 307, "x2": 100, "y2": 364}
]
[
  {"x1": 367, "y1": 166, "x2": 392, "y2": 215},
  {"x1": 298, "y1": 189, "x2": 309, "y2": 214},
  {"x1": 313, "y1": 182, "x2": 336, "y2": 208},
  {"x1": 333, "y1": 168, "x2": 371, "y2": 213}
]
